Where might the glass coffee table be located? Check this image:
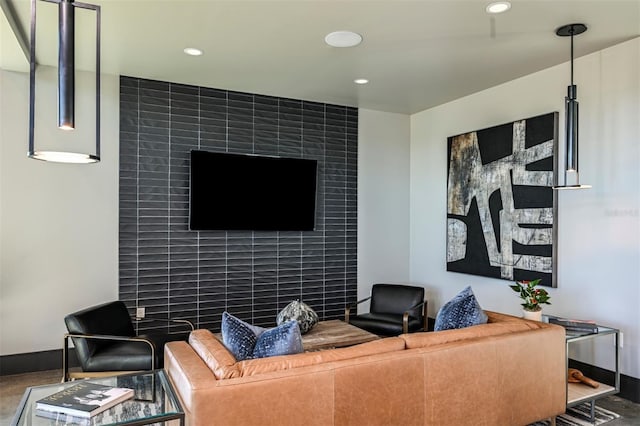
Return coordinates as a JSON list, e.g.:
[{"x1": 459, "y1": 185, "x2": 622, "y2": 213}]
[{"x1": 11, "y1": 369, "x2": 184, "y2": 426}]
